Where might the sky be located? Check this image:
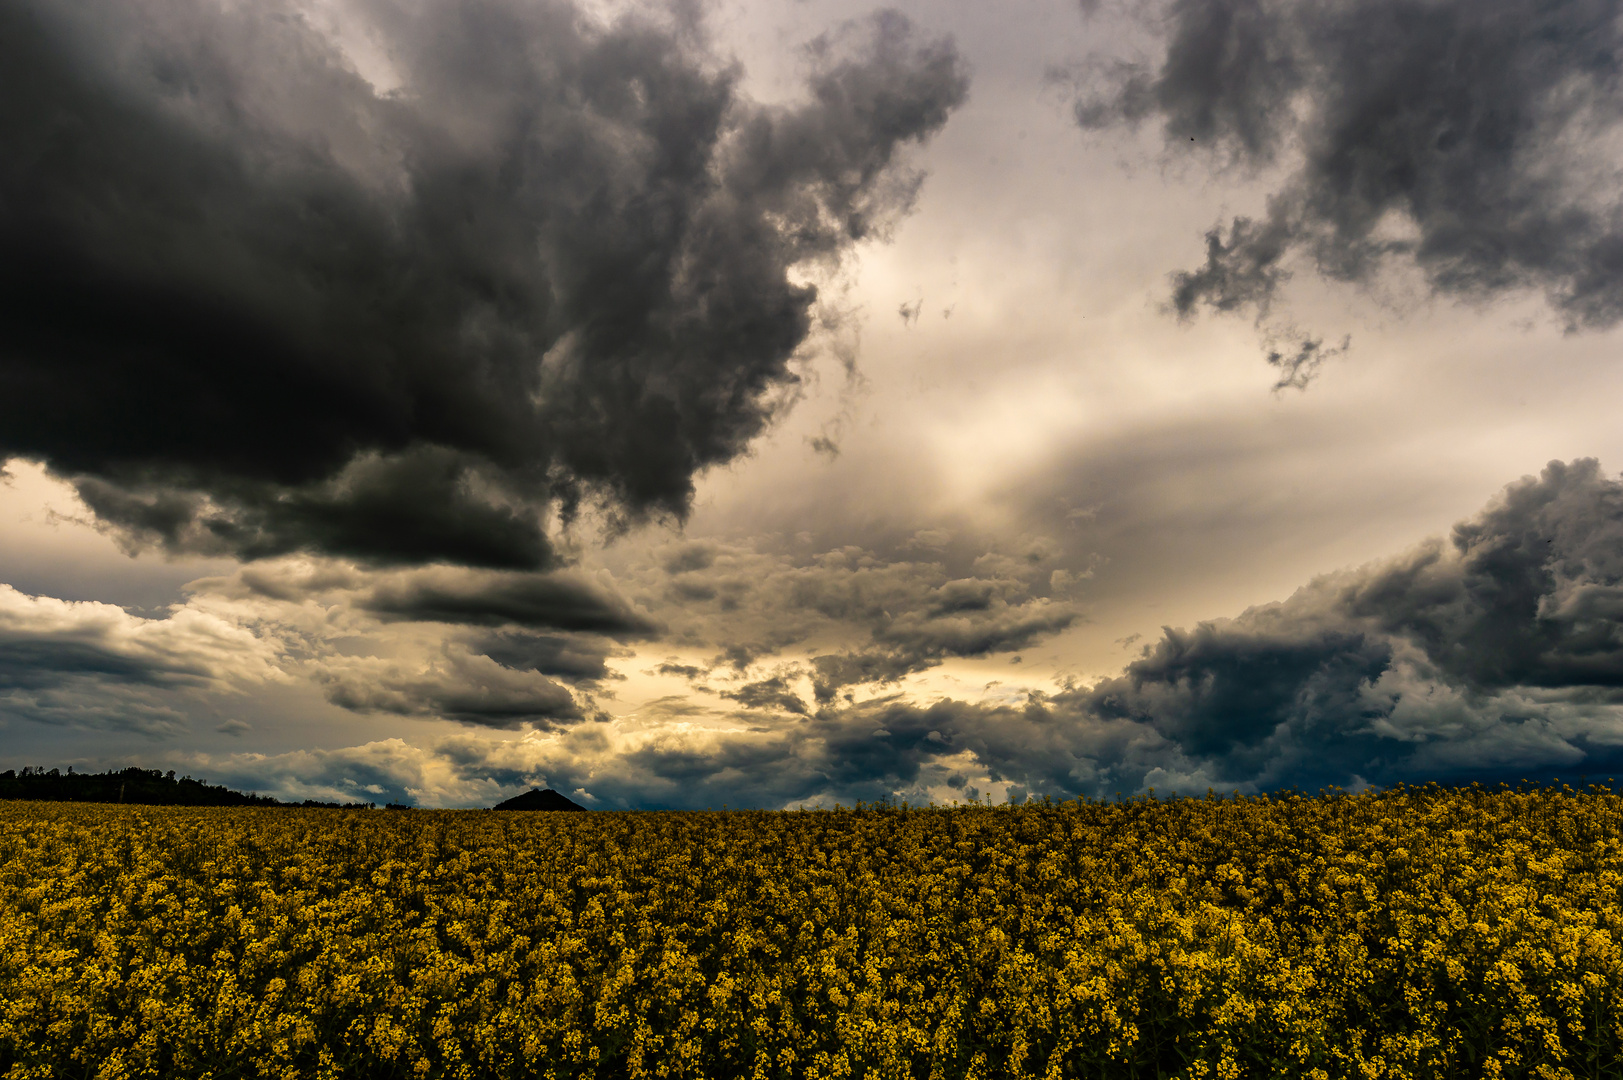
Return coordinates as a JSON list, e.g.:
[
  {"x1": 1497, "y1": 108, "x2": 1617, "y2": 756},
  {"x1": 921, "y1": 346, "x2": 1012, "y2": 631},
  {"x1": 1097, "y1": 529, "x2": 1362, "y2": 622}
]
[{"x1": 3, "y1": 0, "x2": 1623, "y2": 808}]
